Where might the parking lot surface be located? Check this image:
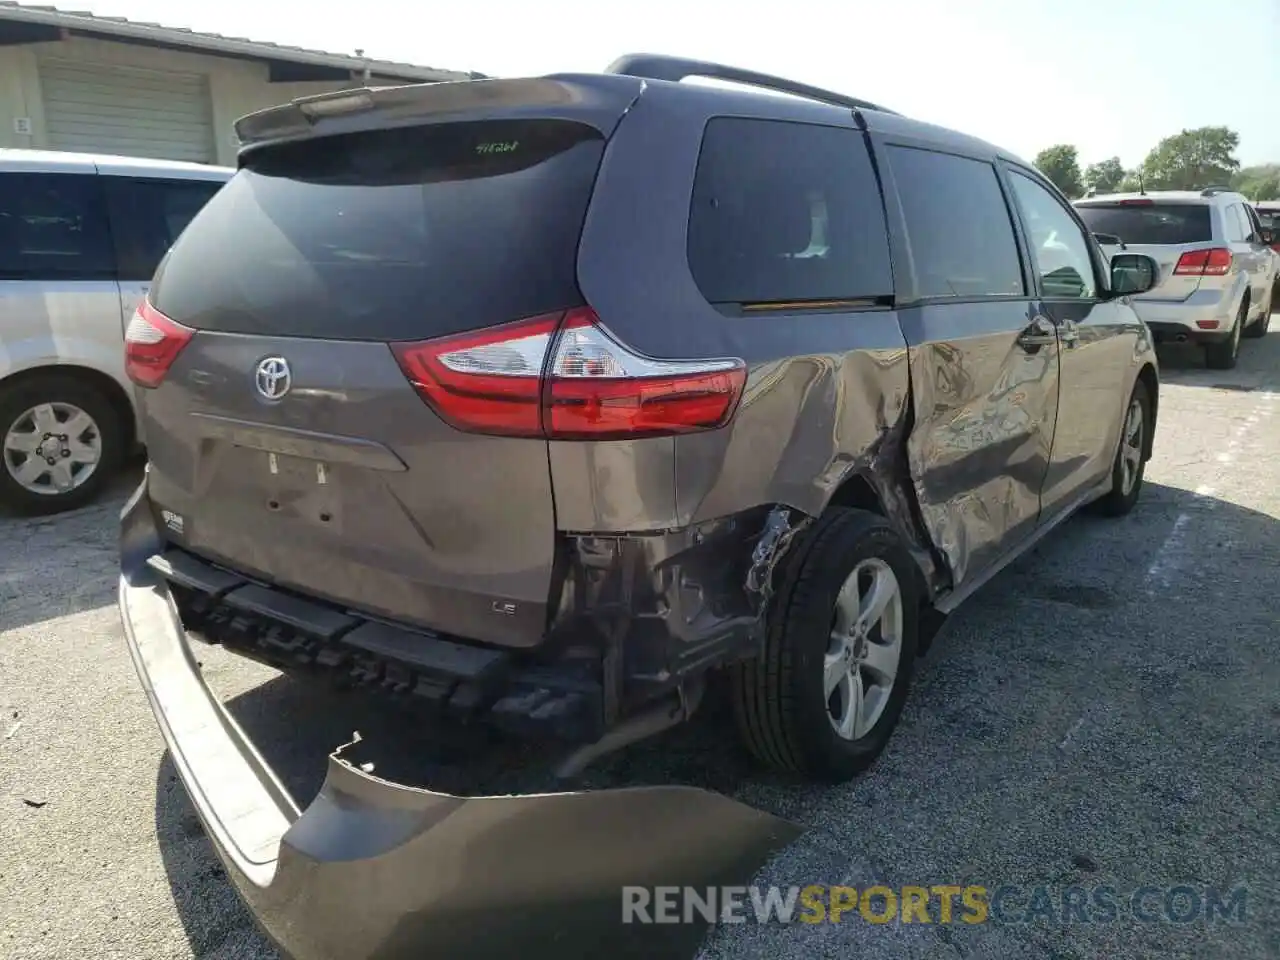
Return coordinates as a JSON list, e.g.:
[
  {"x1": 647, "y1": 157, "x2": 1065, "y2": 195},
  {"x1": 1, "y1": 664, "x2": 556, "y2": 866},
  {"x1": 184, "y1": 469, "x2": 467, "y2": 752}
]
[{"x1": 2, "y1": 330, "x2": 1278, "y2": 960}]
